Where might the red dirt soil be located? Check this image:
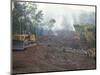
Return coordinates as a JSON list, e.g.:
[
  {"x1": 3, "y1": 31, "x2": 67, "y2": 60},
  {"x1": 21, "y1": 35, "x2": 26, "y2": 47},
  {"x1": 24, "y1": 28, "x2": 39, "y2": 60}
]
[{"x1": 13, "y1": 44, "x2": 96, "y2": 74}]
